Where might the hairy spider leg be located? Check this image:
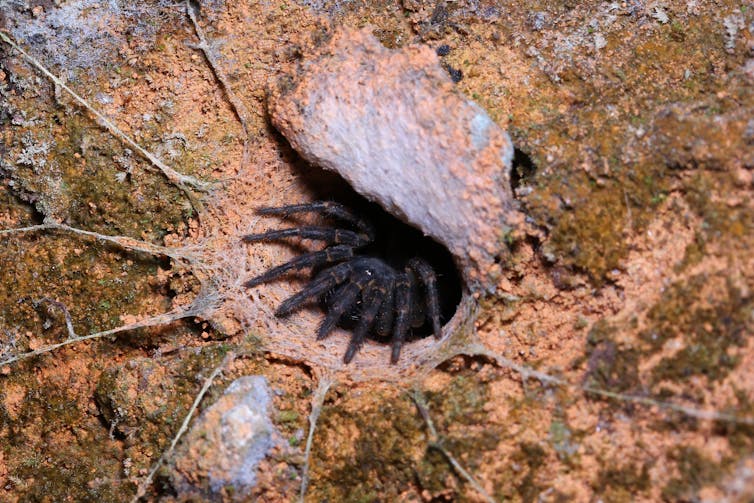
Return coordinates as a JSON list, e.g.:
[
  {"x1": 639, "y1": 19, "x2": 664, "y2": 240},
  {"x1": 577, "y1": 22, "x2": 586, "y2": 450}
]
[
  {"x1": 390, "y1": 273, "x2": 412, "y2": 364},
  {"x1": 275, "y1": 261, "x2": 357, "y2": 316},
  {"x1": 319, "y1": 257, "x2": 397, "y2": 341},
  {"x1": 257, "y1": 201, "x2": 376, "y2": 240},
  {"x1": 242, "y1": 226, "x2": 370, "y2": 247},
  {"x1": 316, "y1": 274, "x2": 366, "y2": 340},
  {"x1": 343, "y1": 277, "x2": 392, "y2": 363},
  {"x1": 407, "y1": 257, "x2": 443, "y2": 339},
  {"x1": 244, "y1": 245, "x2": 353, "y2": 288},
  {"x1": 372, "y1": 279, "x2": 395, "y2": 338}
]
